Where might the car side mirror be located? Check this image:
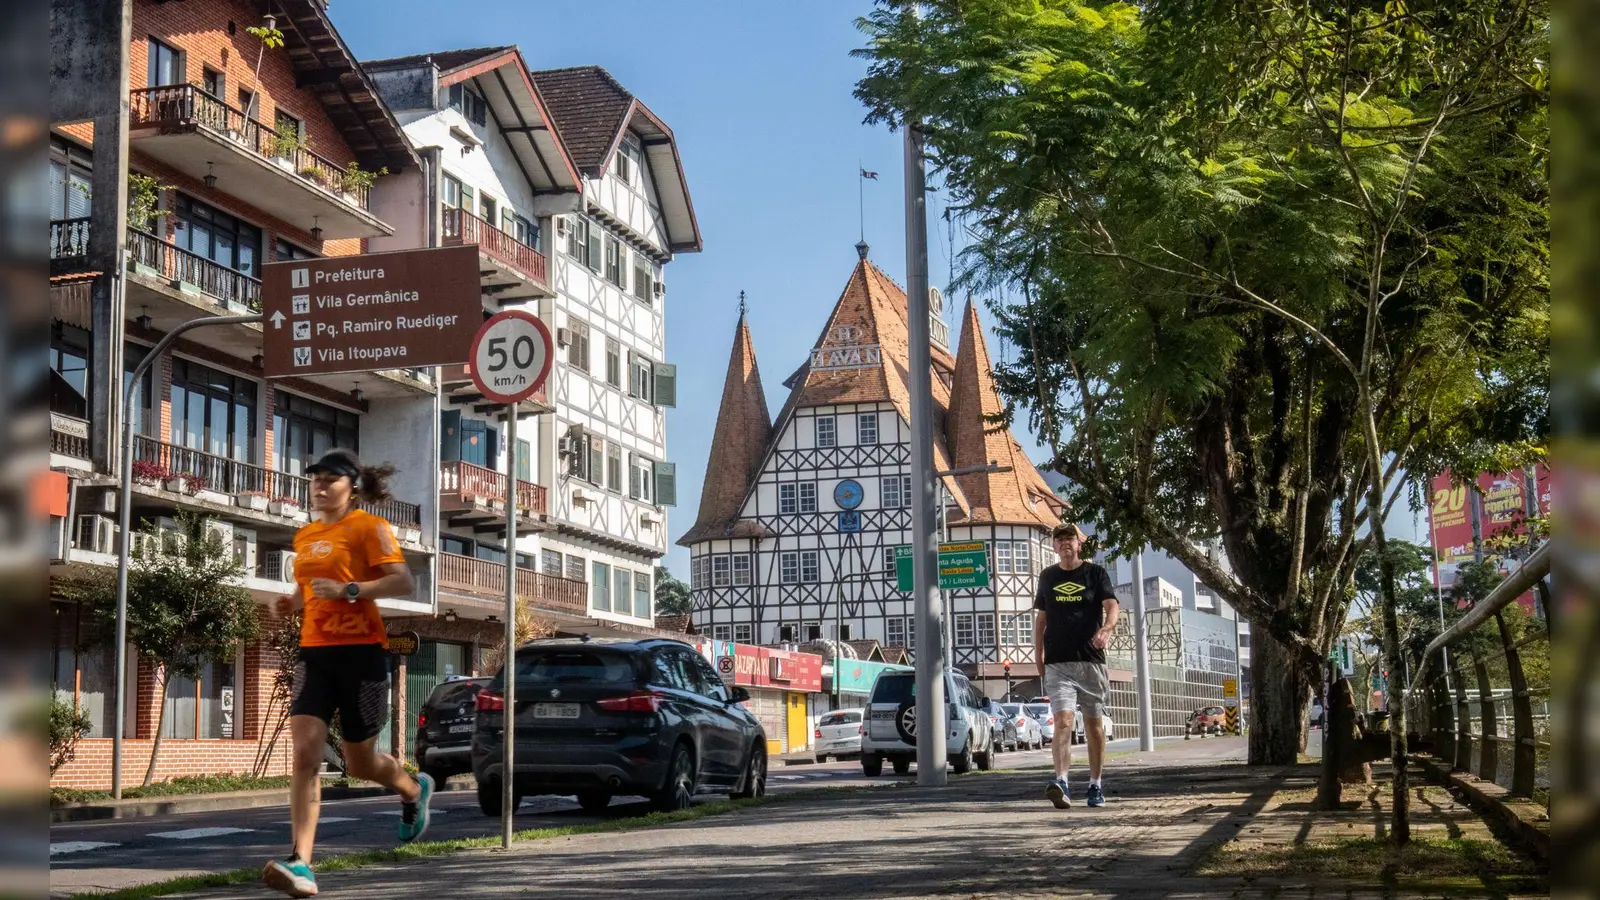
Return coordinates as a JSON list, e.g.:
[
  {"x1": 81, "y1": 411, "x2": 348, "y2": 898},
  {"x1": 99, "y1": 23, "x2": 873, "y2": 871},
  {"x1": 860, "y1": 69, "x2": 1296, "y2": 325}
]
[
  {"x1": 729, "y1": 686, "x2": 750, "y2": 704},
  {"x1": 980, "y1": 696, "x2": 991, "y2": 706}
]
